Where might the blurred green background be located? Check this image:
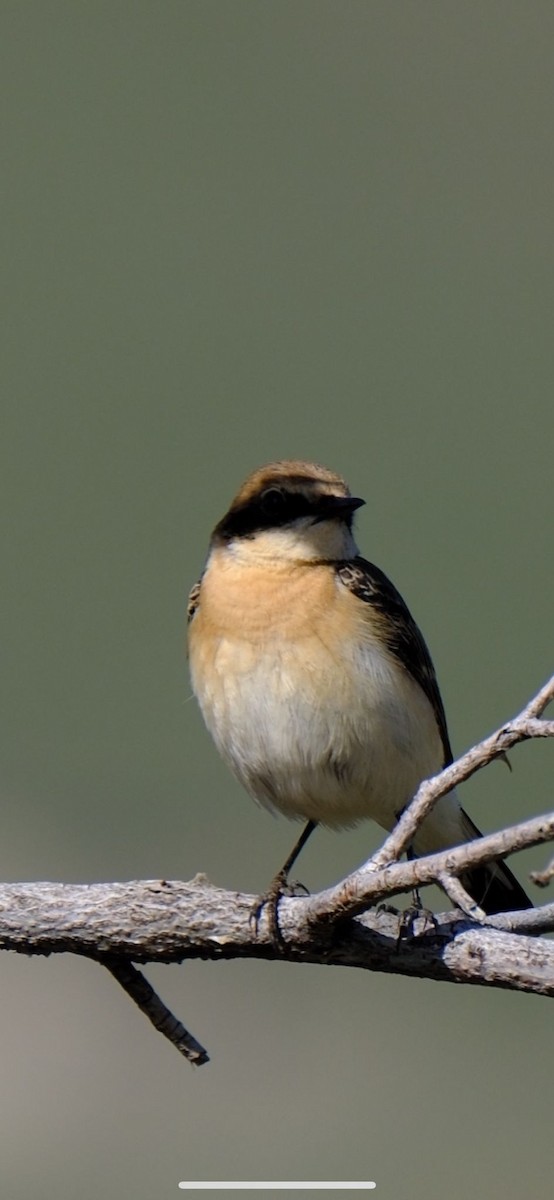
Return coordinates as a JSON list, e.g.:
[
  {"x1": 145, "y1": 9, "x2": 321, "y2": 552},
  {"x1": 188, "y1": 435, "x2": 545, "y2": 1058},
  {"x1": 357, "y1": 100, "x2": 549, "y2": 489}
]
[{"x1": 1, "y1": 2, "x2": 553, "y2": 1197}]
